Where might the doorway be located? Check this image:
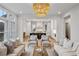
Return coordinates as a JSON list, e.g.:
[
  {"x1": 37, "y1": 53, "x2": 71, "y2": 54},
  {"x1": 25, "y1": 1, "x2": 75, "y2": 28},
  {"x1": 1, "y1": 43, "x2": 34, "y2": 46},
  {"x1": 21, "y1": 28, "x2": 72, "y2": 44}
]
[{"x1": 64, "y1": 15, "x2": 71, "y2": 40}]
